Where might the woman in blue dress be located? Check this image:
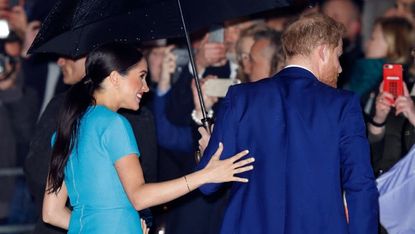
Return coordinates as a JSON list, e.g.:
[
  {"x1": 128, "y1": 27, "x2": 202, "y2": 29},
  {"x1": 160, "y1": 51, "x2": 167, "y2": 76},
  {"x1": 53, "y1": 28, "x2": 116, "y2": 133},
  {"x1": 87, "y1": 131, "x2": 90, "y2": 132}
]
[{"x1": 41, "y1": 43, "x2": 254, "y2": 234}]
